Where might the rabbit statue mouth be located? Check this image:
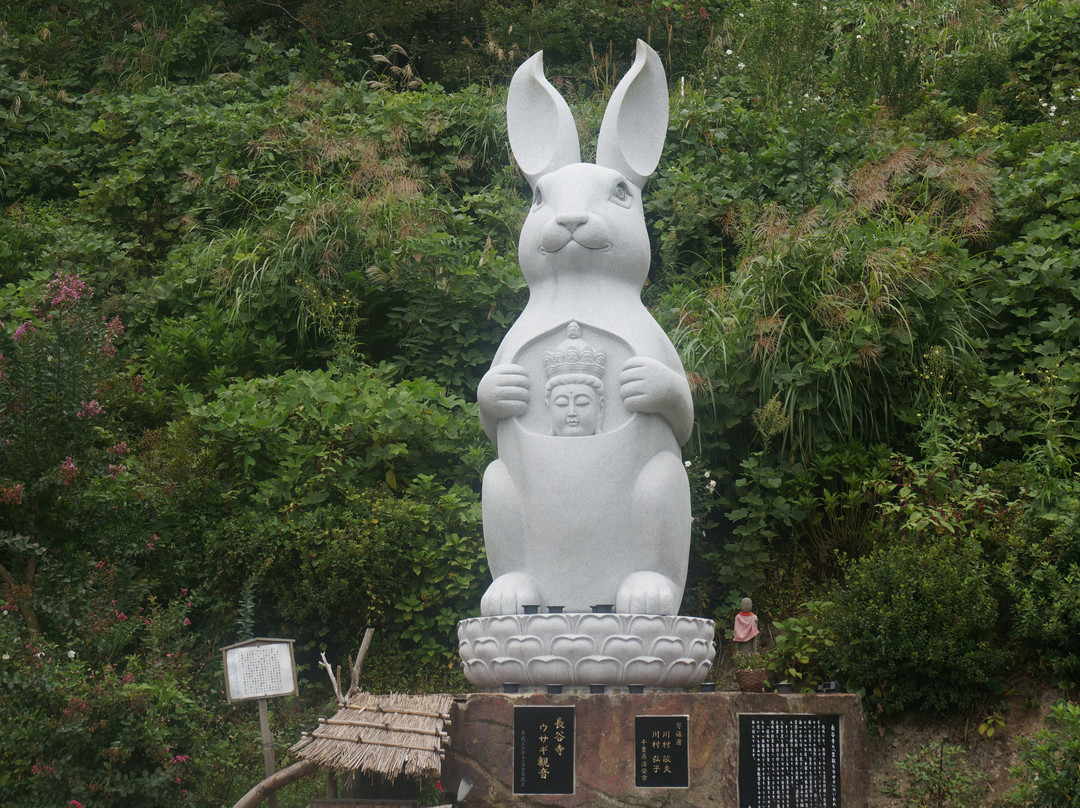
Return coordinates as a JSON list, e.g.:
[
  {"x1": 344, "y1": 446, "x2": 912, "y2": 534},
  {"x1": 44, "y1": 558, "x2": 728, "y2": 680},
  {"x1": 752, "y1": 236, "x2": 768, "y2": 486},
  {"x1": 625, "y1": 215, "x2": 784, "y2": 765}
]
[
  {"x1": 539, "y1": 241, "x2": 613, "y2": 255},
  {"x1": 539, "y1": 232, "x2": 613, "y2": 254}
]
